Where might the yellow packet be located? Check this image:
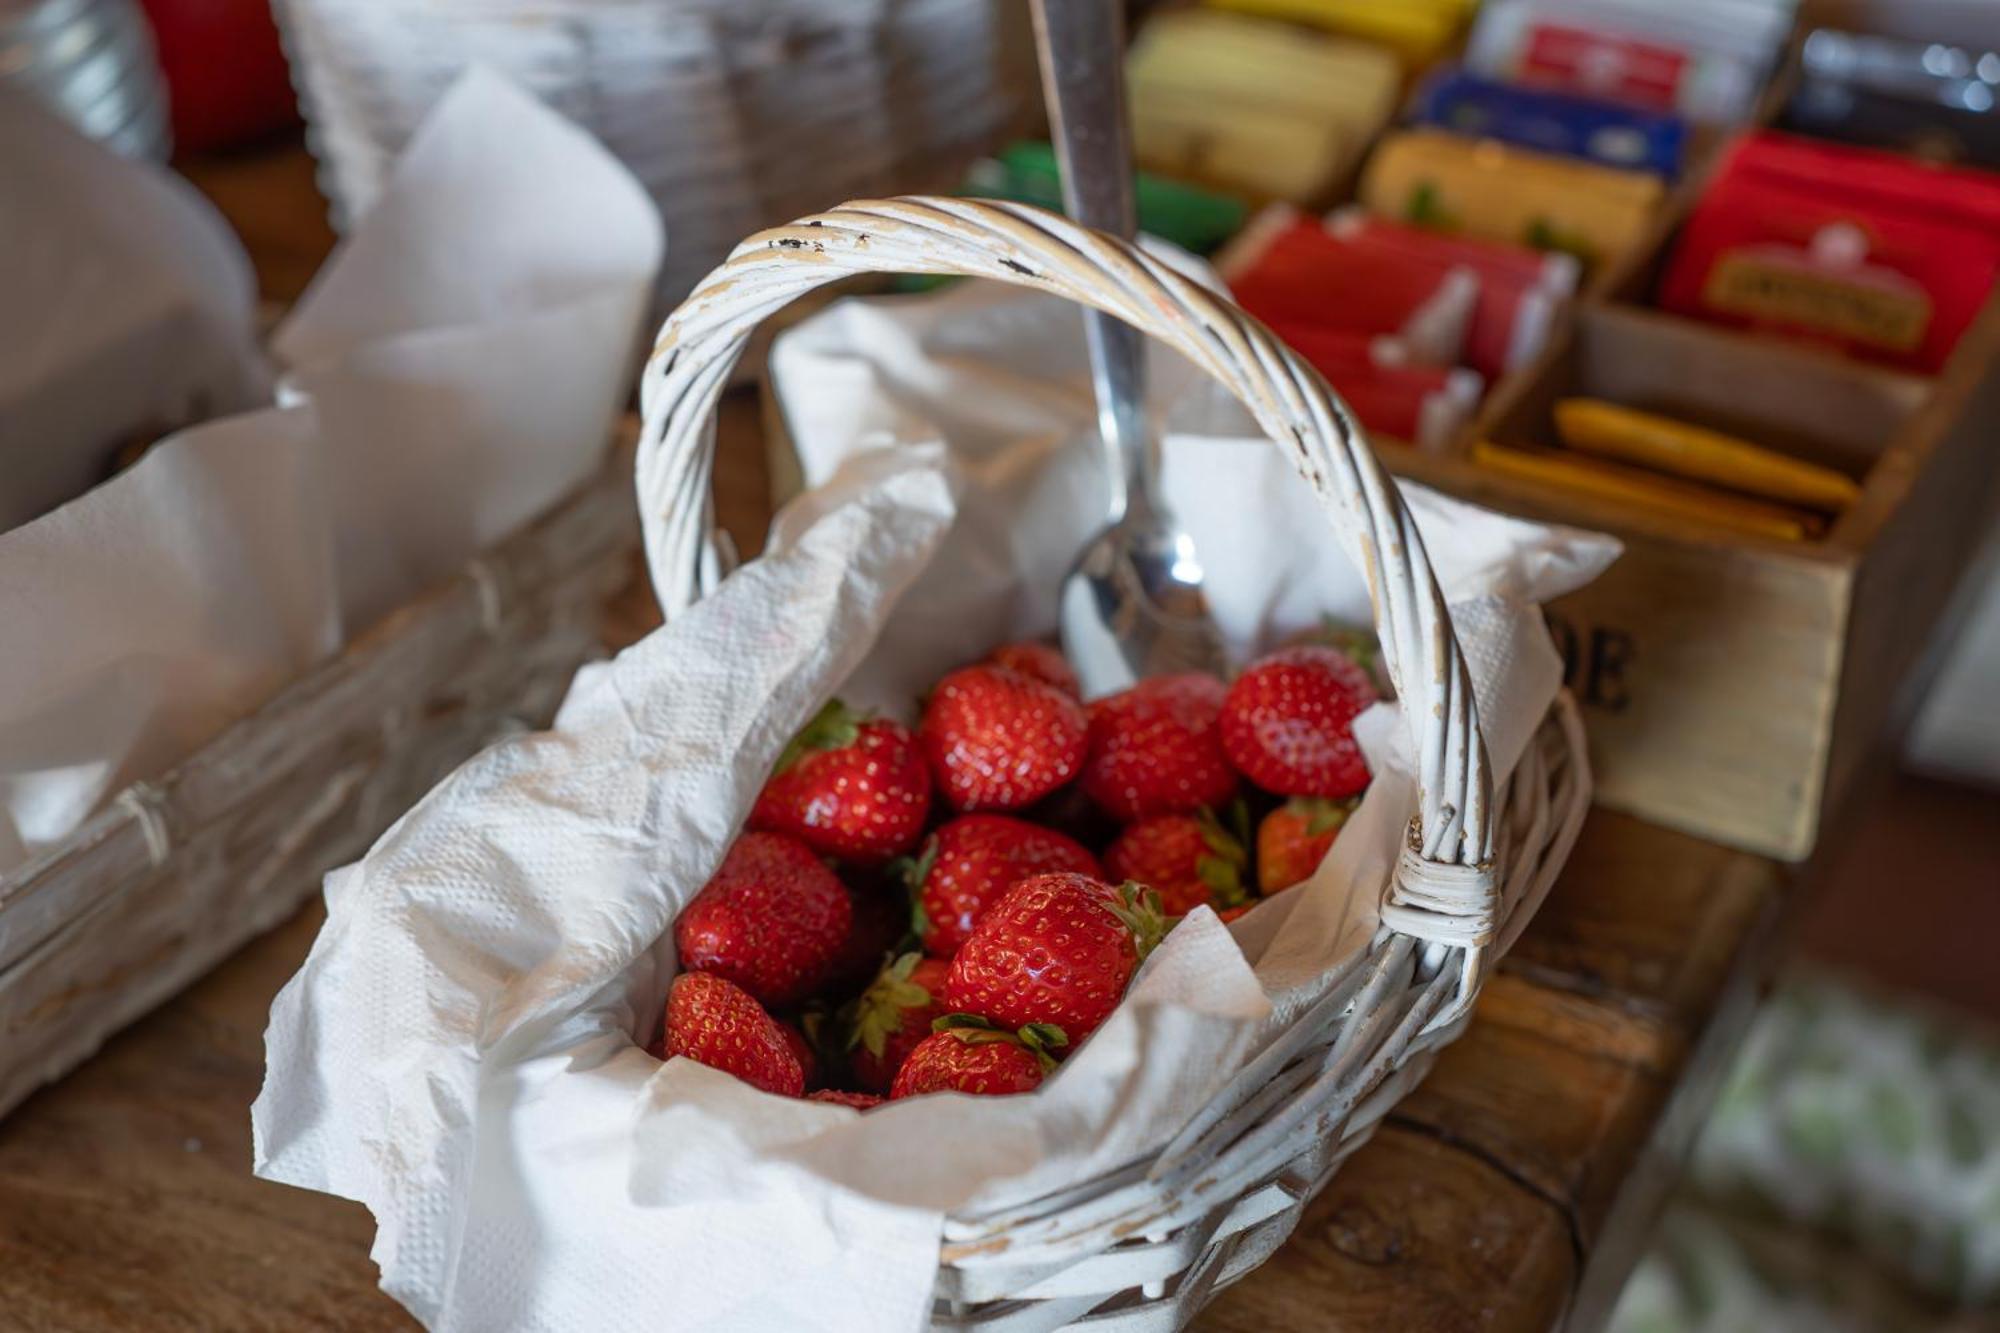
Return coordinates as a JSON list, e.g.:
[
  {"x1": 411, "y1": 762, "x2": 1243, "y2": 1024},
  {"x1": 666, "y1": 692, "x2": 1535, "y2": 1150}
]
[
  {"x1": 1360, "y1": 129, "x2": 1664, "y2": 266},
  {"x1": 1130, "y1": 11, "x2": 1402, "y2": 124},
  {"x1": 1131, "y1": 93, "x2": 1356, "y2": 203},
  {"x1": 1473, "y1": 440, "x2": 1820, "y2": 542},
  {"x1": 1553, "y1": 400, "x2": 1863, "y2": 514},
  {"x1": 1203, "y1": 0, "x2": 1464, "y2": 67}
]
